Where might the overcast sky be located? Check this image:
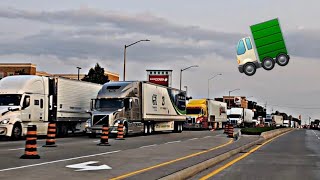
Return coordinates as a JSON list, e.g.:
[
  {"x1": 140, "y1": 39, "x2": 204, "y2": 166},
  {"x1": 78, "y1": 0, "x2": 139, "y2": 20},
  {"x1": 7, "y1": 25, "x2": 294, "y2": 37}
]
[{"x1": 0, "y1": 0, "x2": 319, "y2": 124}]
